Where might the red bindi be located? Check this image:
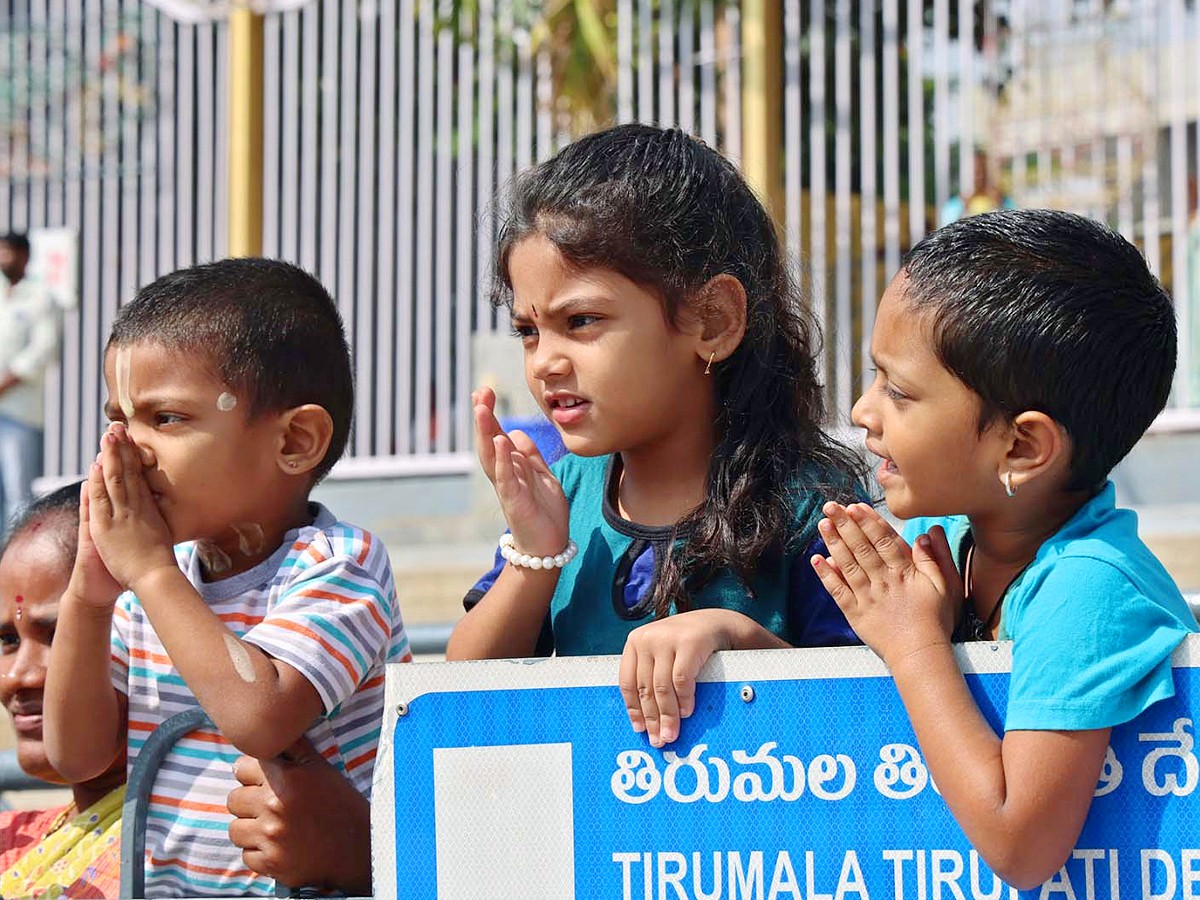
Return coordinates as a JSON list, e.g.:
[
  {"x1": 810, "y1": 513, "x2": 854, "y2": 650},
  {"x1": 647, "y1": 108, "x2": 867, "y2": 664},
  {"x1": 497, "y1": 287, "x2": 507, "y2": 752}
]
[{"x1": 14, "y1": 594, "x2": 22, "y2": 620}]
